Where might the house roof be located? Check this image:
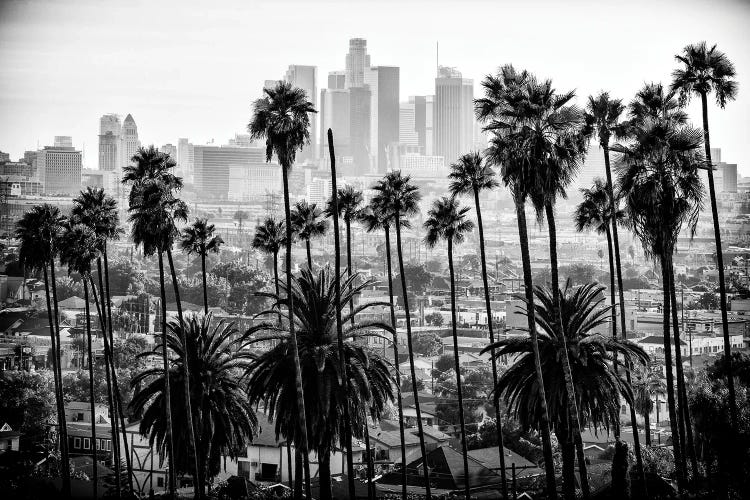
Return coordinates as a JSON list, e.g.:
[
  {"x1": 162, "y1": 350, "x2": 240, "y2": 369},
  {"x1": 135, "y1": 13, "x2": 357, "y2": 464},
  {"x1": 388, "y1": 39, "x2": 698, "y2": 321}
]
[
  {"x1": 467, "y1": 446, "x2": 538, "y2": 472},
  {"x1": 638, "y1": 335, "x2": 686, "y2": 346},
  {"x1": 369, "y1": 429, "x2": 421, "y2": 448}
]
